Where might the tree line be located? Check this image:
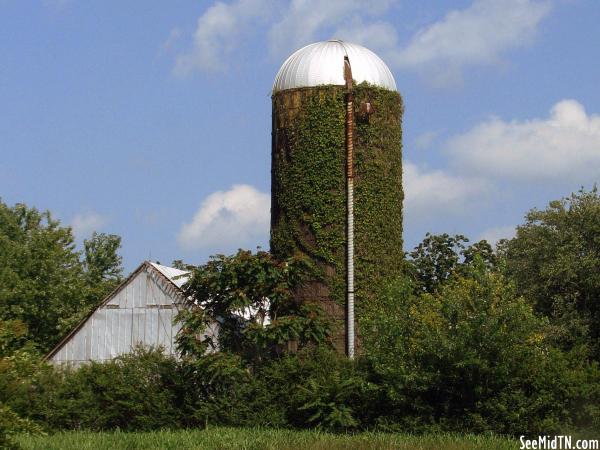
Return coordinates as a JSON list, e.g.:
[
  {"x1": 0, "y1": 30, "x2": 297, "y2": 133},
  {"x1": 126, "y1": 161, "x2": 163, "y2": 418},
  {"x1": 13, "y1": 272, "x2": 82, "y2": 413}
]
[{"x1": 1, "y1": 188, "x2": 599, "y2": 447}]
